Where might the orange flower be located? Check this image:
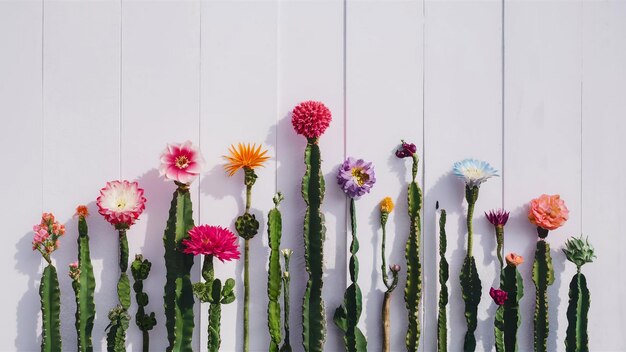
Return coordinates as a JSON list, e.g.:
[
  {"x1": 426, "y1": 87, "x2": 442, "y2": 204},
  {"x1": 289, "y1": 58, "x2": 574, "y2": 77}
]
[
  {"x1": 223, "y1": 143, "x2": 270, "y2": 176},
  {"x1": 379, "y1": 197, "x2": 394, "y2": 214},
  {"x1": 505, "y1": 253, "x2": 524, "y2": 267},
  {"x1": 528, "y1": 194, "x2": 569, "y2": 231},
  {"x1": 75, "y1": 205, "x2": 89, "y2": 218}
]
